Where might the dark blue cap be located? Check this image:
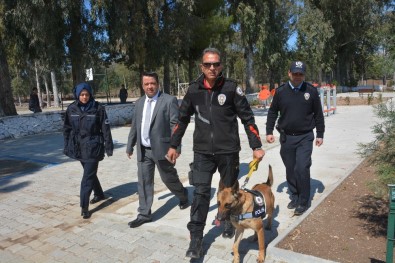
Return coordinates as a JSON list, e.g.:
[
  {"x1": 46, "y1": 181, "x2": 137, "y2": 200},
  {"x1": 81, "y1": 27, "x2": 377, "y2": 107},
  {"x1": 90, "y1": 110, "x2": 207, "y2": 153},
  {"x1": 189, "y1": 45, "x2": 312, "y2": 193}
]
[{"x1": 290, "y1": 61, "x2": 306, "y2": 74}]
